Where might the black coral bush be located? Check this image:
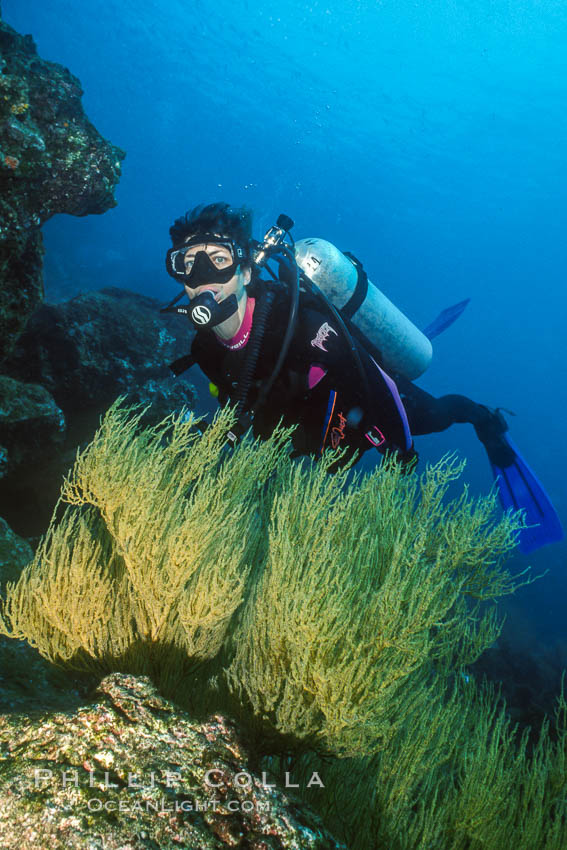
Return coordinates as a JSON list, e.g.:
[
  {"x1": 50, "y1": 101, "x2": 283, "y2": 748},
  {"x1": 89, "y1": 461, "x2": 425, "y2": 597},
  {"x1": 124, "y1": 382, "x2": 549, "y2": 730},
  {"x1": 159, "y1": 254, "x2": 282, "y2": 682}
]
[{"x1": 2, "y1": 401, "x2": 566, "y2": 849}]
